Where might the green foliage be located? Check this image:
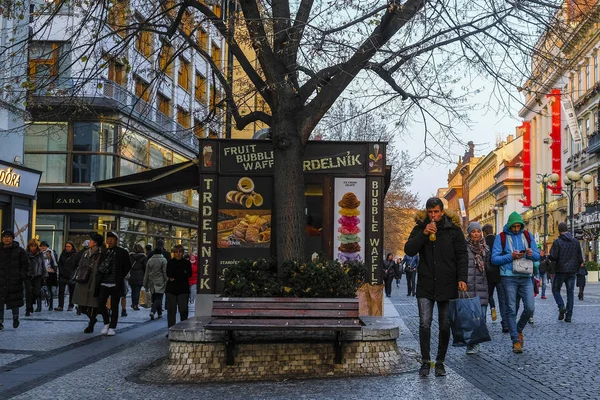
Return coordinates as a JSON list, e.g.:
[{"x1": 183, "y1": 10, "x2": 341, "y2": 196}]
[
  {"x1": 221, "y1": 258, "x2": 367, "y2": 298},
  {"x1": 584, "y1": 261, "x2": 599, "y2": 271}
]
